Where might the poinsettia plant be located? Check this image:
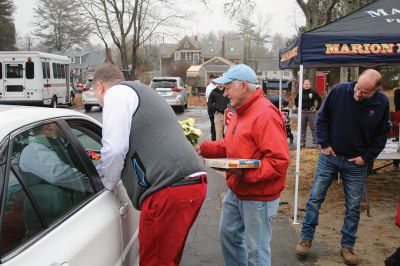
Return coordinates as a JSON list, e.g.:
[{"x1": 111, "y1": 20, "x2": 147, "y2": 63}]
[{"x1": 179, "y1": 117, "x2": 203, "y2": 145}]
